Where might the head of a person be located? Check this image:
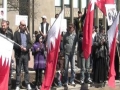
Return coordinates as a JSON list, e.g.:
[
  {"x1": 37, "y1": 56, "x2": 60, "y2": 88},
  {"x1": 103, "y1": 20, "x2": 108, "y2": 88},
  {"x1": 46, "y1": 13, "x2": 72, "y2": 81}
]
[
  {"x1": 19, "y1": 20, "x2": 26, "y2": 32},
  {"x1": 68, "y1": 23, "x2": 75, "y2": 34},
  {"x1": 6, "y1": 21, "x2": 10, "y2": 28},
  {"x1": 41, "y1": 16, "x2": 47, "y2": 23},
  {"x1": 34, "y1": 31, "x2": 38, "y2": 37},
  {"x1": 1, "y1": 20, "x2": 7, "y2": 32},
  {"x1": 95, "y1": 26, "x2": 98, "y2": 32},
  {"x1": 78, "y1": 11, "x2": 82, "y2": 18},
  {"x1": 55, "y1": 14, "x2": 59, "y2": 18},
  {"x1": 35, "y1": 34, "x2": 43, "y2": 43},
  {"x1": 92, "y1": 26, "x2": 95, "y2": 33},
  {"x1": 100, "y1": 27, "x2": 105, "y2": 33}
]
